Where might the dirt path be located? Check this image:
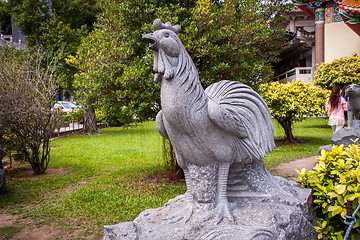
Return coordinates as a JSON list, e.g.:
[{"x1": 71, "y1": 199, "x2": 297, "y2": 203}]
[
  {"x1": 271, "y1": 155, "x2": 319, "y2": 179},
  {"x1": 0, "y1": 214, "x2": 67, "y2": 240}
]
